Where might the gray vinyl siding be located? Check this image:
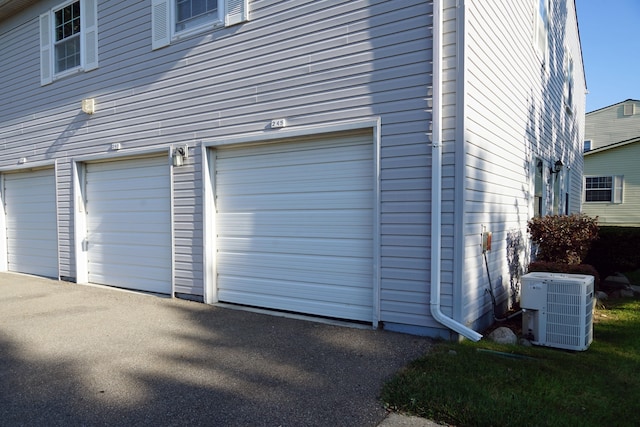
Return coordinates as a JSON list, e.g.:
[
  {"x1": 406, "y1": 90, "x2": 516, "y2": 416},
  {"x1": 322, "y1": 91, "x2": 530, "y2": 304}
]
[
  {"x1": 585, "y1": 100, "x2": 640, "y2": 149},
  {"x1": 461, "y1": 0, "x2": 586, "y2": 330},
  {"x1": 0, "y1": 0, "x2": 435, "y2": 326}
]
